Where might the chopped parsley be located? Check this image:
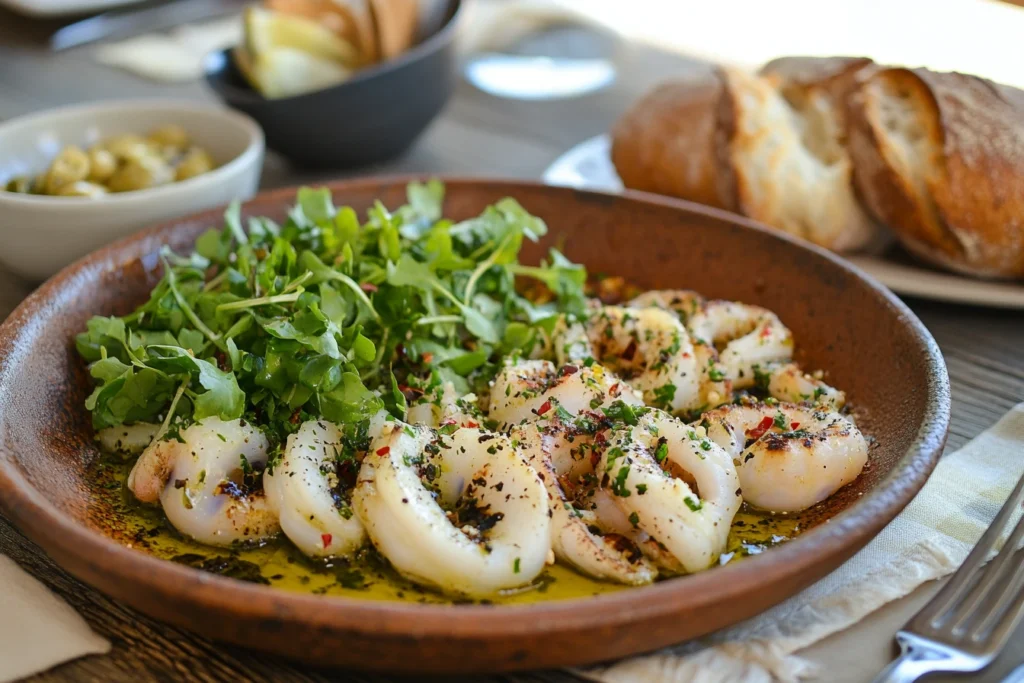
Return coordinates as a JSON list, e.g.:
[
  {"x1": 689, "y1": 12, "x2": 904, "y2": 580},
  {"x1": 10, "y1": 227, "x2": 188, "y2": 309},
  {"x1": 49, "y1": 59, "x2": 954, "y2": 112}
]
[
  {"x1": 610, "y1": 464, "x2": 632, "y2": 497},
  {"x1": 652, "y1": 383, "x2": 676, "y2": 408}
]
